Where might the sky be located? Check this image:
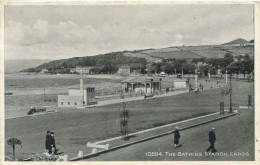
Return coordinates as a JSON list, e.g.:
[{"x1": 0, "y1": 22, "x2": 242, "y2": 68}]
[{"x1": 4, "y1": 5, "x2": 254, "y2": 60}]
